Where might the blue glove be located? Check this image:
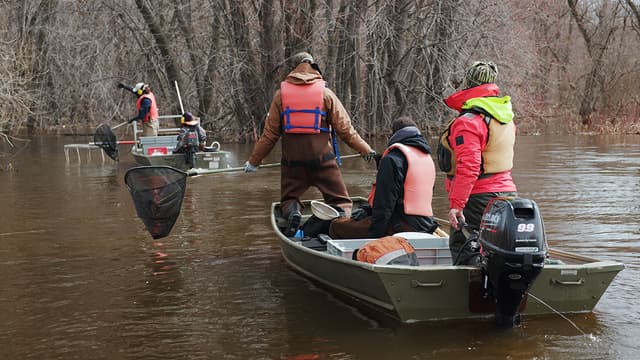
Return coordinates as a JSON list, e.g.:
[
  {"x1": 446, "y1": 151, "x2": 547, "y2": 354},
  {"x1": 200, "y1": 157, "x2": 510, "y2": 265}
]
[
  {"x1": 351, "y1": 204, "x2": 372, "y2": 220},
  {"x1": 244, "y1": 161, "x2": 258, "y2": 173},
  {"x1": 362, "y1": 151, "x2": 377, "y2": 162}
]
